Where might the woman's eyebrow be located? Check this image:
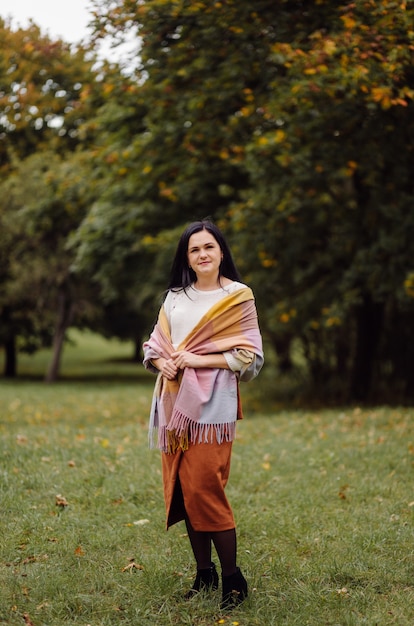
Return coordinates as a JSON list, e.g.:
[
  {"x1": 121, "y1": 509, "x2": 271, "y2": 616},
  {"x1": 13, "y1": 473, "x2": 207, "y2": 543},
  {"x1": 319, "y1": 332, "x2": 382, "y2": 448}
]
[{"x1": 189, "y1": 241, "x2": 215, "y2": 250}]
